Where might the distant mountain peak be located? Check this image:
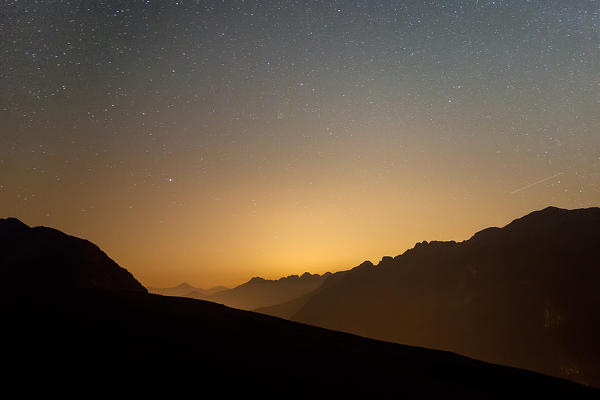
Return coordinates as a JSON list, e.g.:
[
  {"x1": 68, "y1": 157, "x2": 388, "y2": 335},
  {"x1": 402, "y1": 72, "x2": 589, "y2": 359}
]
[
  {"x1": 502, "y1": 206, "x2": 600, "y2": 232},
  {"x1": 414, "y1": 240, "x2": 429, "y2": 249},
  {"x1": 244, "y1": 272, "x2": 329, "y2": 286},
  {"x1": 515, "y1": 205, "x2": 565, "y2": 220},
  {"x1": 351, "y1": 260, "x2": 374, "y2": 272},
  {"x1": 248, "y1": 276, "x2": 266, "y2": 284},
  {"x1": 540, "y1": 205, "x2": 561, "y2": 212},
  {"x1": 176, "y1": 282, "x2": 194, "y2": 289}
]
